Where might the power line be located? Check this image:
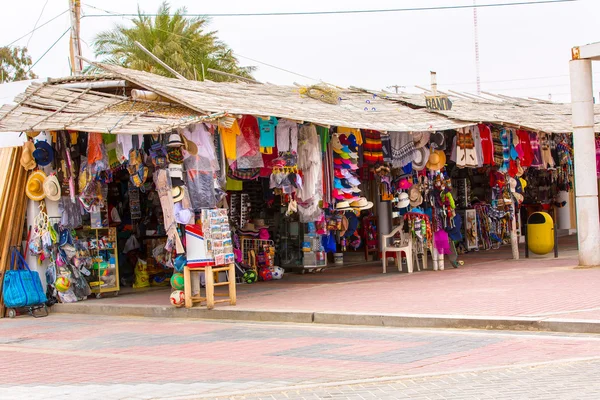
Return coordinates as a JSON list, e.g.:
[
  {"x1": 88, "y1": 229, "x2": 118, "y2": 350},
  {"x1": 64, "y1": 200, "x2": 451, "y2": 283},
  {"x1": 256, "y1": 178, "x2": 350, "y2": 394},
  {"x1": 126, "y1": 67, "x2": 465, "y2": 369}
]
[
  {"x1": 81, "y1": 3, "x2": 322, "y2": 82},
  {"x1": 26, "y1": 28, "x2": 71, "y2": 74},
  {"x1": 81, "y1": 0, "x2": 578, "y2": 18},
  {"x1": 4, "y1": 9, "x2": 69, "y2": 48},
  {"x1": 27, "y1": 0, "x2": 50, "y2": 48}
]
